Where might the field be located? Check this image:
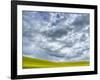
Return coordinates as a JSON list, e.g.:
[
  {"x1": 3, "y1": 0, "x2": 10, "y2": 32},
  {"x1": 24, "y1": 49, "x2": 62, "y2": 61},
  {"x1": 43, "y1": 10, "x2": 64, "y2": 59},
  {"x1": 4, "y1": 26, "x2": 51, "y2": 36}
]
[{"x1": 23, "y1": 56, "x2": 89, "y2": 69}]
